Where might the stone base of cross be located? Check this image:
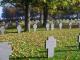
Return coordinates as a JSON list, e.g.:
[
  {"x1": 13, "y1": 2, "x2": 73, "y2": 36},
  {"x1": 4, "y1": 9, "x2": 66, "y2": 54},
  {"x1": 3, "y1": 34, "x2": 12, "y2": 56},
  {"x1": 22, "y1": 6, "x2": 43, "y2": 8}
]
[{"x1": 0, "y1": 26, "x2": 5, "y2": 35}]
